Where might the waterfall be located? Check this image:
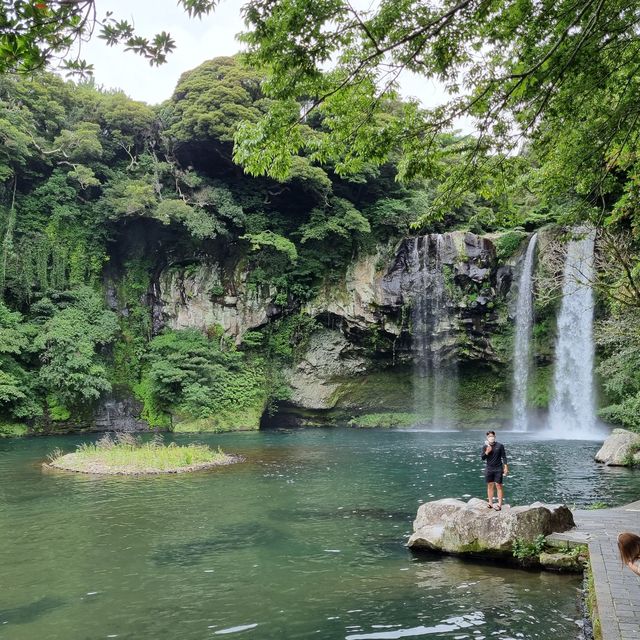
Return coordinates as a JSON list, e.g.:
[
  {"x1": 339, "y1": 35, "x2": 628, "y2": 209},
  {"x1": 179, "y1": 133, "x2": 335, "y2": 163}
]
[
  {"x1": 410, "y1": 235, "x2": 458, "y2": 428},
  {"x1": 512, "y1": 234, "x2": 538, "y2": 432},
  {"x1": 547, "y1": 228, "x2": 599, "y2": 437}
]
